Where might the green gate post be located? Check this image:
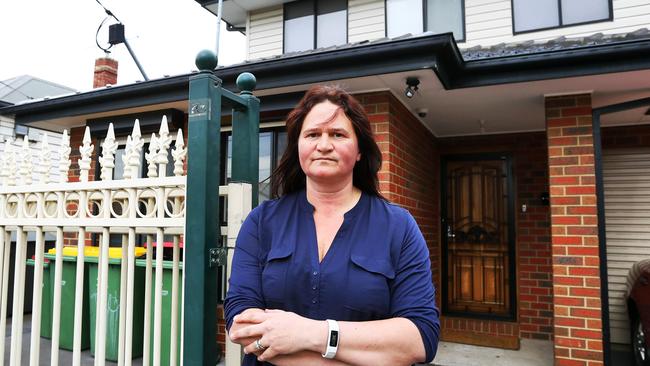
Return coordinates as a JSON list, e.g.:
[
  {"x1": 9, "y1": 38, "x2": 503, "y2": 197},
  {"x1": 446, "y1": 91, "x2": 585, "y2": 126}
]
[
  {"x1": 231, "y1": 73, "x2": 260, "y2": 207},
  {"x1": 185, "y1": 50, "x2": 222, "y2": 366}
]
